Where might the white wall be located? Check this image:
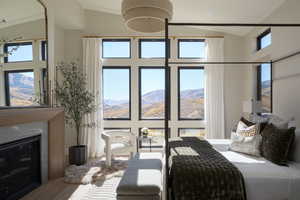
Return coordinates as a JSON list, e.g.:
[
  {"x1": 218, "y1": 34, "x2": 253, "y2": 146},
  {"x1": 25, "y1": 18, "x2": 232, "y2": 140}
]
[{"x1": 244, "y1": 0, "x2": 300, "y2": 128}]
